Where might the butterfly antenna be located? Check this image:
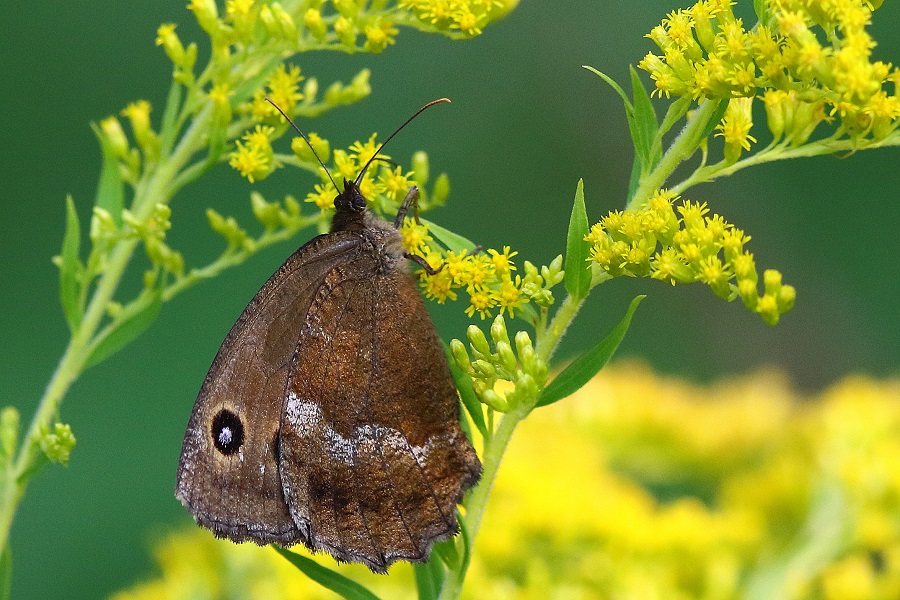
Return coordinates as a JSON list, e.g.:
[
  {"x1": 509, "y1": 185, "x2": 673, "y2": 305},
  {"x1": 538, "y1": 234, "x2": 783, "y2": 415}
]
[
  {"x1": 355, "y1": 98, "x2": 451, "y2": 186},
  {"x1": 265, "y1": 97, "x2": 339, "y2": 192}
]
